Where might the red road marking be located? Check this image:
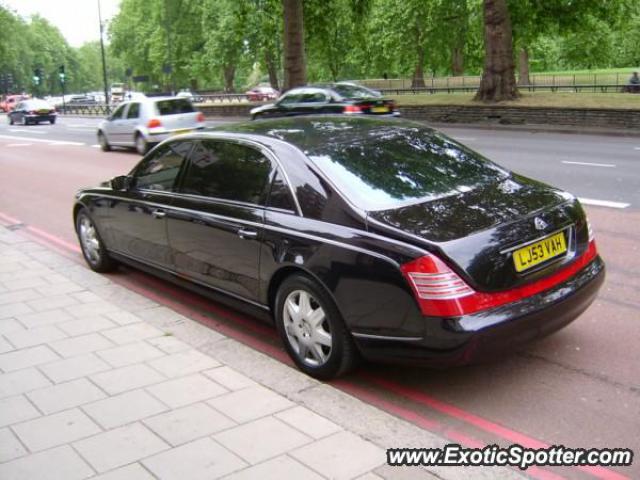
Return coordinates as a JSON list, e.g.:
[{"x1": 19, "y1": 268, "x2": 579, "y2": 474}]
[{"x1": 1, "y1": 211, "x2": 631, "y2": 480}]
